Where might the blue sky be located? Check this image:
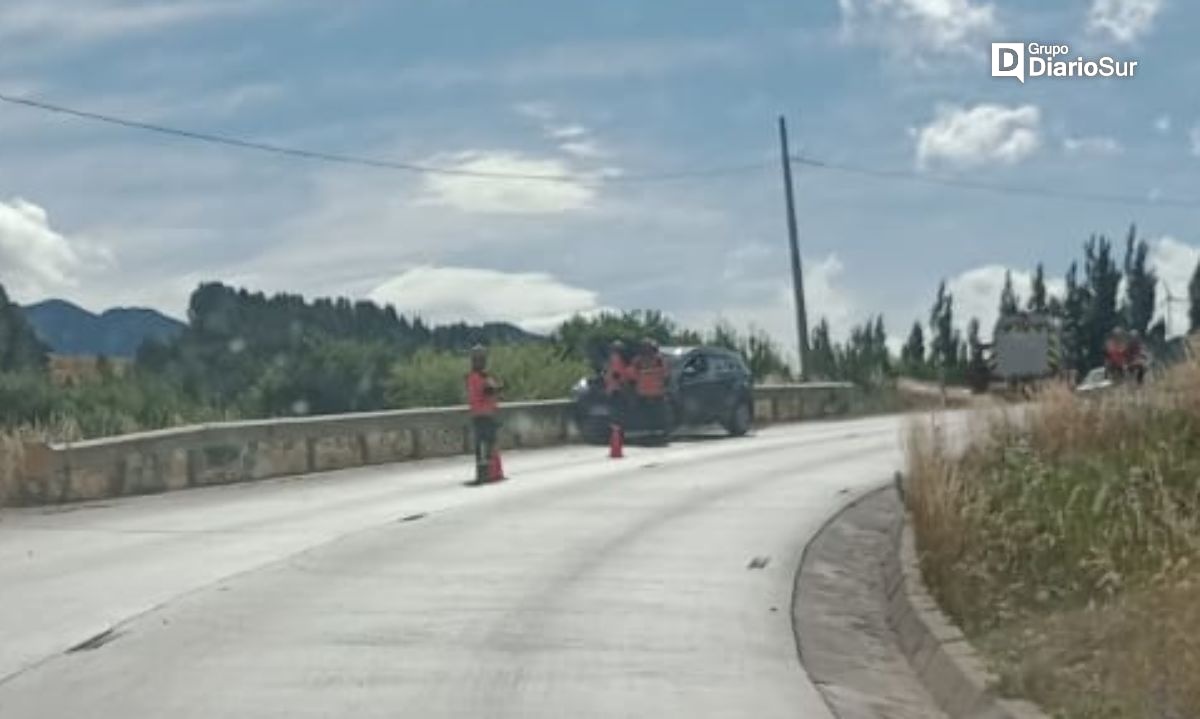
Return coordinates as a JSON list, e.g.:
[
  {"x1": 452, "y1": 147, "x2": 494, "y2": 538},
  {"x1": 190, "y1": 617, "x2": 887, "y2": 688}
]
[{"x1": 0, "y1": 0, "x2": 1197, "y2": 359}]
